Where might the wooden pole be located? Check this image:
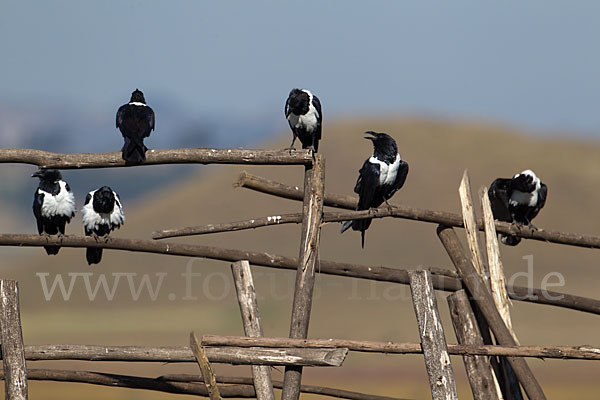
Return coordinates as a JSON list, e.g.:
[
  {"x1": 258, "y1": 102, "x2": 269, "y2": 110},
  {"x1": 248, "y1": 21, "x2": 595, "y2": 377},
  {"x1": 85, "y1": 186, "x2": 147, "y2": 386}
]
[
  {"x1": 0, "y1": 280, "x2": 27, "y2": 400},
  {"x1": 14, "y1": 344, "x2": 347, "y2": 366},
  {"x1": 282, "y1": 154, "x2": 325, "y2": 400},
  {"x1": 0, "y1": 148, "x2": 313, "y2": 168},
  {"x1": 1, "y1": 369, "x2": 415, "y2": 400},
  {"x1": 0, "y1": 233, "x2": 596, "y2": 314},
  {"x1": 409, "y1": 270, "x2": 458, "y2": 400},
  {"x1": 231, "y1": 261, "x2": 275, "y2": 400},
  {"x1": 190, "y1": 332, "x2": 222, "y2": 400},
  {"x1": 236, "y1": 171, "x2": 600, "y2": 249},
  {"x1": 447, "y1": 290, "x2": 499, "y2": 400},
  {"x1": 437, "y1": 225, "x2": 546, "y2": 400}
]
